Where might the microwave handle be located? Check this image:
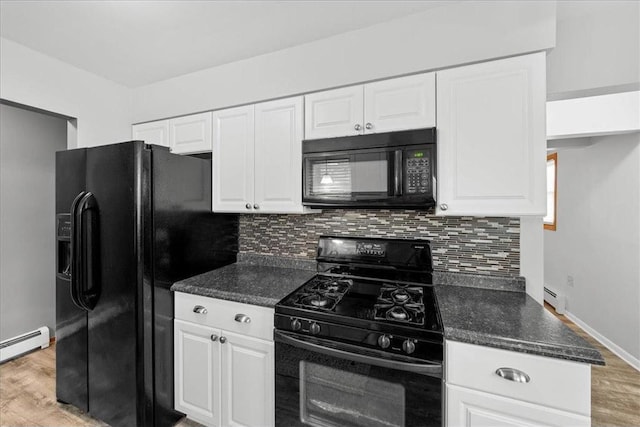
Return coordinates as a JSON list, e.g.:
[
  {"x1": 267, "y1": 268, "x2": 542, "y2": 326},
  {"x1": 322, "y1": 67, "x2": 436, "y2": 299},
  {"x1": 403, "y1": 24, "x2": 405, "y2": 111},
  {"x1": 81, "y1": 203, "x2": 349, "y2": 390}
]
[{"x1": 394, "y1": 150, "x2": 403, "y2": 196}]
